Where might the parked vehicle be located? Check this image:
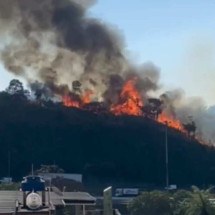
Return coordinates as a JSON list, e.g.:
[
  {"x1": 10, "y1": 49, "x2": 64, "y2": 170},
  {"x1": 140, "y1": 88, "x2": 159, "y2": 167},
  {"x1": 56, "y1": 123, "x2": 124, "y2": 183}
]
[
  {"x1": 0, "y1": 177, "x2": 12, "y2": 184},
  {"x1": 165, "y1": 184, "x2": 177, "y2": 191},
  {"x1": 115, "y1": 188, "x2": 139, "y2": 197}
]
